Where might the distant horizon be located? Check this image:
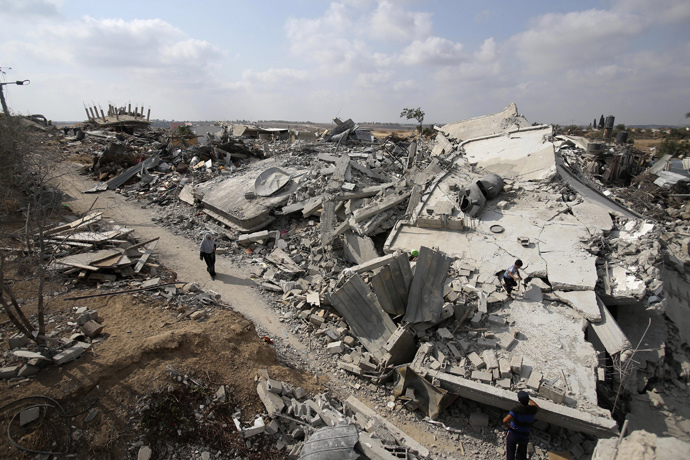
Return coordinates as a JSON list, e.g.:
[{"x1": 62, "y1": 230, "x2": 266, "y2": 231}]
[{"x1": 50, "y1": 117, "x2": 690, "y2": 129}]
